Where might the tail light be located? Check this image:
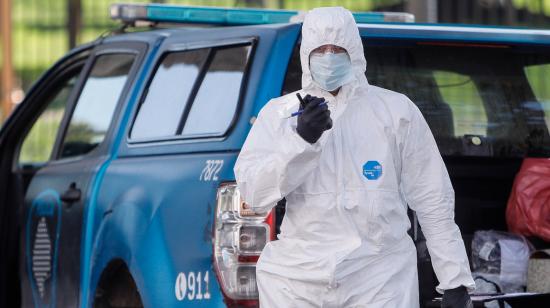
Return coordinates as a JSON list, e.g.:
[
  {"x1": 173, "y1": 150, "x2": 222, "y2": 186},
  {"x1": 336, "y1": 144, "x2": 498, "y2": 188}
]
[{"x1": 213, "y1": 182, "x2": 276, "y2": 307}]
